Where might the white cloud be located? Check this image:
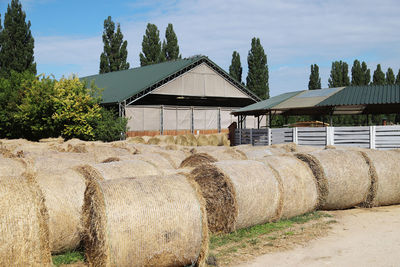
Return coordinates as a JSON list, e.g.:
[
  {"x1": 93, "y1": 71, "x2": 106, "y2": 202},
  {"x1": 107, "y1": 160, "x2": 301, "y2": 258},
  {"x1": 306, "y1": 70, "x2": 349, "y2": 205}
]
[{"x1": 35, "y1": 0, "x2": 400, "y2": 95}]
